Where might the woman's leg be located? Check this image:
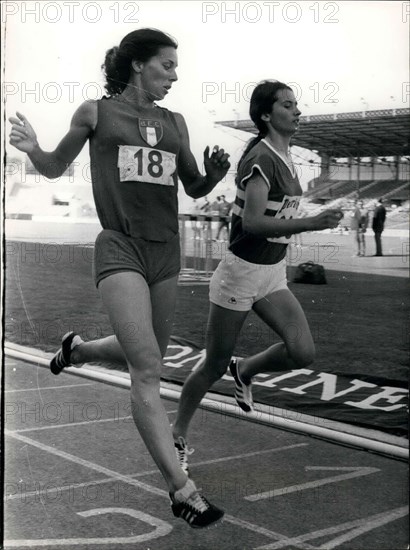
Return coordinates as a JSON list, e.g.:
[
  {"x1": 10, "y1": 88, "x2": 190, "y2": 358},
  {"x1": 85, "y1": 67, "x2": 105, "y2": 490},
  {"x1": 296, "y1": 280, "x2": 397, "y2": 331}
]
[
  {"x1": 238, "y1": 288, "x2": 315, "y2": 383},
  {"x1": 98, "y1": 271, "x2": 187, "y2": 493},
  {"x1": 70, "y1": 275, "x2": 177, "y2": 365},
  {"x1": 172, "y1": 303, "x2": 249, "y2": 441},
  {"x1": 70, "y1": 335, "x2": 125, "y2": 365},
  {"x1": 360, "y1": 231, "x2": 366, "y2": 256},
  {"x1": 150, "y1": 275, "x2": 178, "y2": 357},
  {"x1": 353, "y1": 229, "x2": 361, "y2": 255},
  {"x1": 65, "y1": 272, "x2": 223, "y2": 527},
  {"x1": 375, "y1": 231, "x2": 382, "y2": 256}
]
